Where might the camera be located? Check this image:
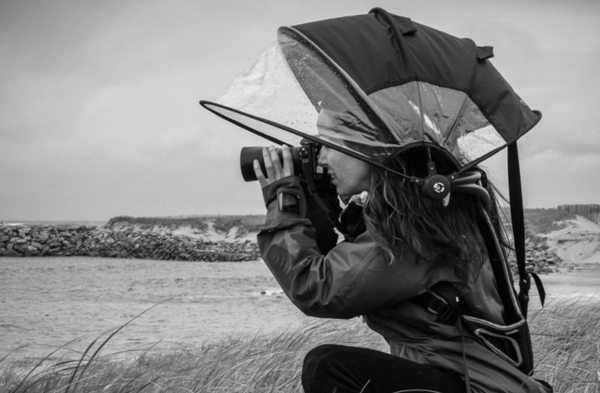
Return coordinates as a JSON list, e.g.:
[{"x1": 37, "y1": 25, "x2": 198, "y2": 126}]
[{"x1": 240, "y1": 141, "x2": 327, "y2": 183}]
